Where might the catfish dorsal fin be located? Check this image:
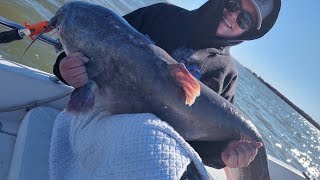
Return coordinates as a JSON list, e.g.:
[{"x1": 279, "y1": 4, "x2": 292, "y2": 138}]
[
  {"x1": 67, "y1": 81, "x2": 96, "y2": 113},
  {"x1": 168, "y1": 63, "x2": 200, "y2": 106}
]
